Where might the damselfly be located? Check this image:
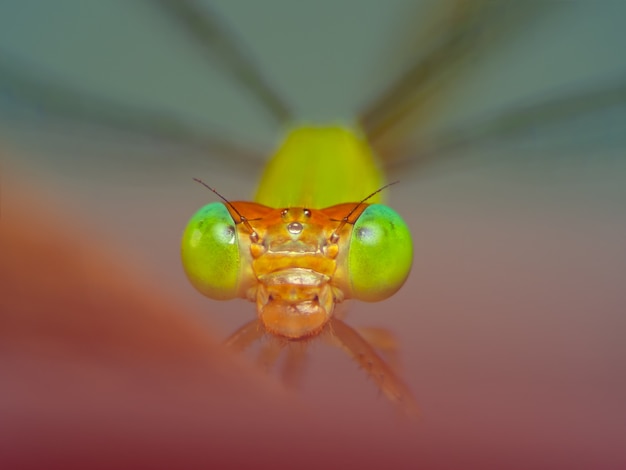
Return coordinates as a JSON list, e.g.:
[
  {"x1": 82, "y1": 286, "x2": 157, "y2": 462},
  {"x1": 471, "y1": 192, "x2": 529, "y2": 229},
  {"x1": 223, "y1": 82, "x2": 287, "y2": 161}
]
[{"x1": 1, "y1": 0, "x2": 624, "y2": 416}]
